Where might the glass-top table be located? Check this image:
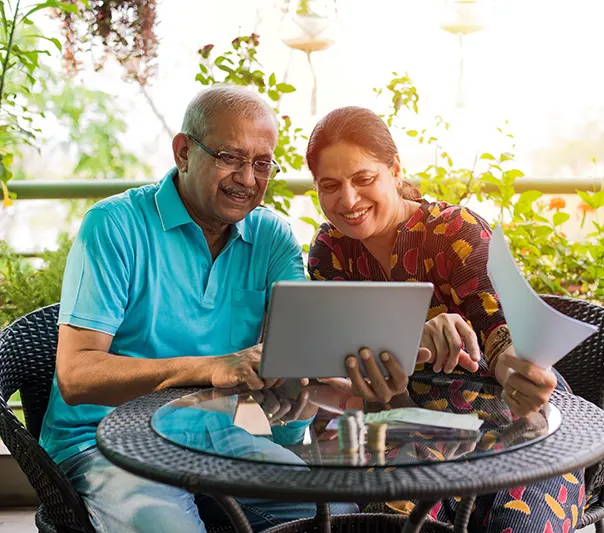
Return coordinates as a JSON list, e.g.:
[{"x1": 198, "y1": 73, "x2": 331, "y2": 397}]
[{"x1": 151, "y1": 372, "x2": 561, "y2": 468}]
